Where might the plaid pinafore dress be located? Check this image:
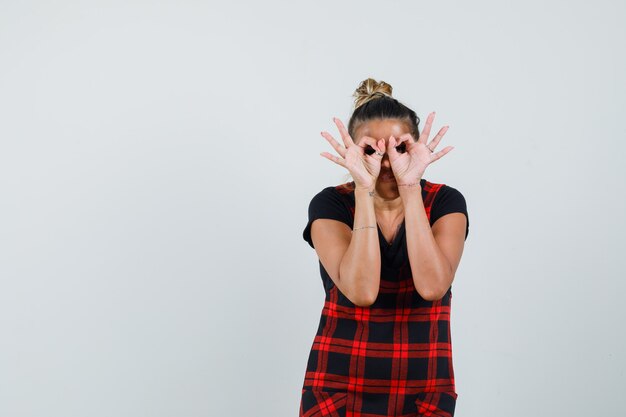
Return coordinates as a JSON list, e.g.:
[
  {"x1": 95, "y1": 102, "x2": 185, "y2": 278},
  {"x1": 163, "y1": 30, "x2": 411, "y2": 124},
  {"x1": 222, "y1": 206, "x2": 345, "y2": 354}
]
[{"x1": 300, "y1": 179, "x2": 467, "y2": 417}]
